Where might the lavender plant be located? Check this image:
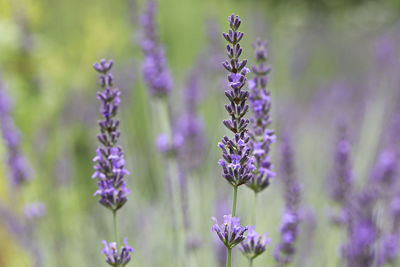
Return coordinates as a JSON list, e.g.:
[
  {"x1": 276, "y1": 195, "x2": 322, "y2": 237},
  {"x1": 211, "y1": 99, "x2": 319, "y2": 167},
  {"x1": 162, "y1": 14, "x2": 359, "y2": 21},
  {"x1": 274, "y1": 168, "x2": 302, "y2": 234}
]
[
  {"x1": 274, "y1": 135, "x2": 301, "y2": 266},
  {"x1": 213, "y1": 14, "x2": 253, "y2": 267},
  {"x1": 246, "y1": 39, "x2": 275, "y2": 226},
  {"x1": 92, "y1": 59, "x2": 133, "y2": 266},
  {"x1": 140, "y1": 1, "x2": 185, "y2": 265}
]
